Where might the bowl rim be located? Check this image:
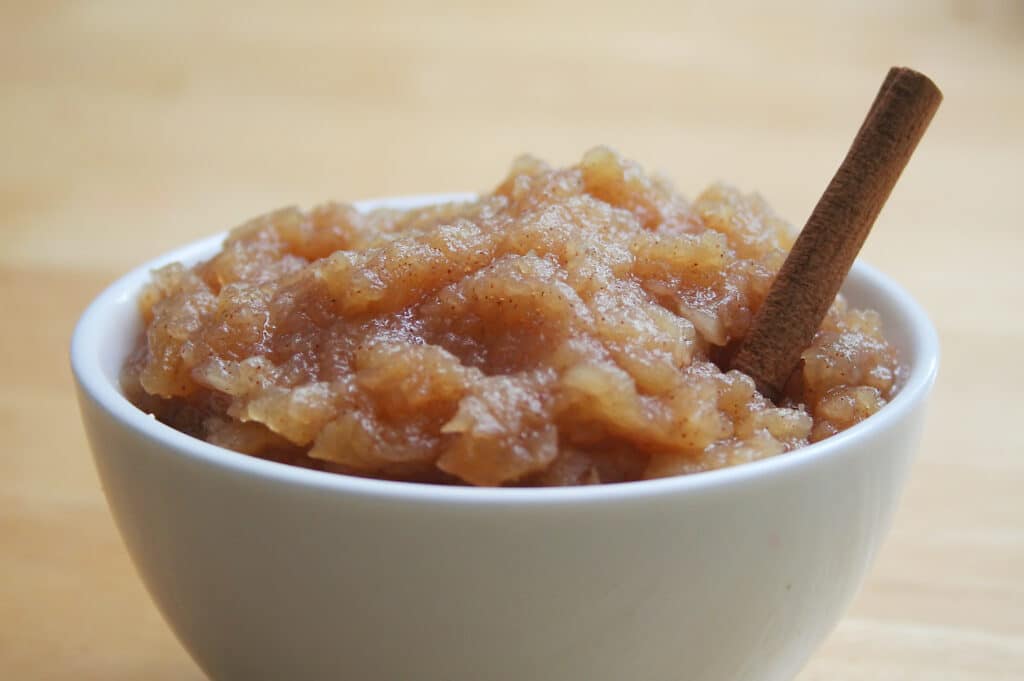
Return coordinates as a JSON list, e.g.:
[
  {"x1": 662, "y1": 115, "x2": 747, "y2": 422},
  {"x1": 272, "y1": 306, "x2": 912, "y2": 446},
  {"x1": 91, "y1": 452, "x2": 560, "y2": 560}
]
[{"x1": 71, "y1": 193, "x2": 939, "y2": 506}]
